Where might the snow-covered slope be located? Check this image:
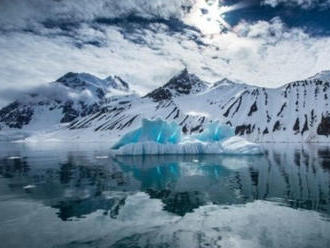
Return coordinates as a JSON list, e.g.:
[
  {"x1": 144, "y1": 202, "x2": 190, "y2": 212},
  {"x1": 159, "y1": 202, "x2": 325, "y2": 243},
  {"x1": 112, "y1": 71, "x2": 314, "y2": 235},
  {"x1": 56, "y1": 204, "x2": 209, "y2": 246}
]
[
  {"x1": 0, "y1": 72, "x2": 132, "y2": 139},
  {"x1": 0, "y1": 70, "x2": 329, "y2": 143}
]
